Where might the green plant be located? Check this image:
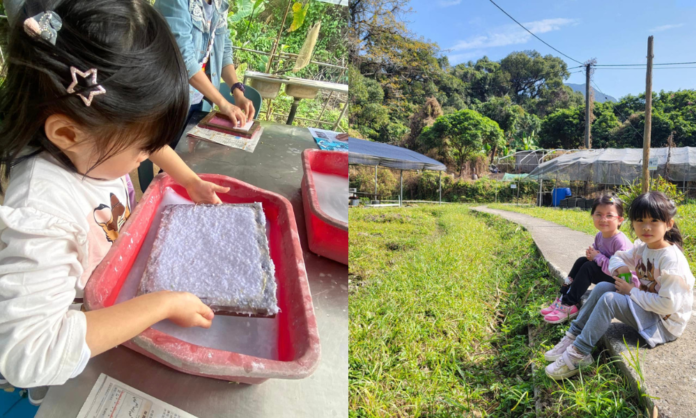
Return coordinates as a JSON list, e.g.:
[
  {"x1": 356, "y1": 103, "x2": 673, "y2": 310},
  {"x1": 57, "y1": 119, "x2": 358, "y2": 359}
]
[{"x1": 616, "y1": 176, "x2": 684, "y2": 210}]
